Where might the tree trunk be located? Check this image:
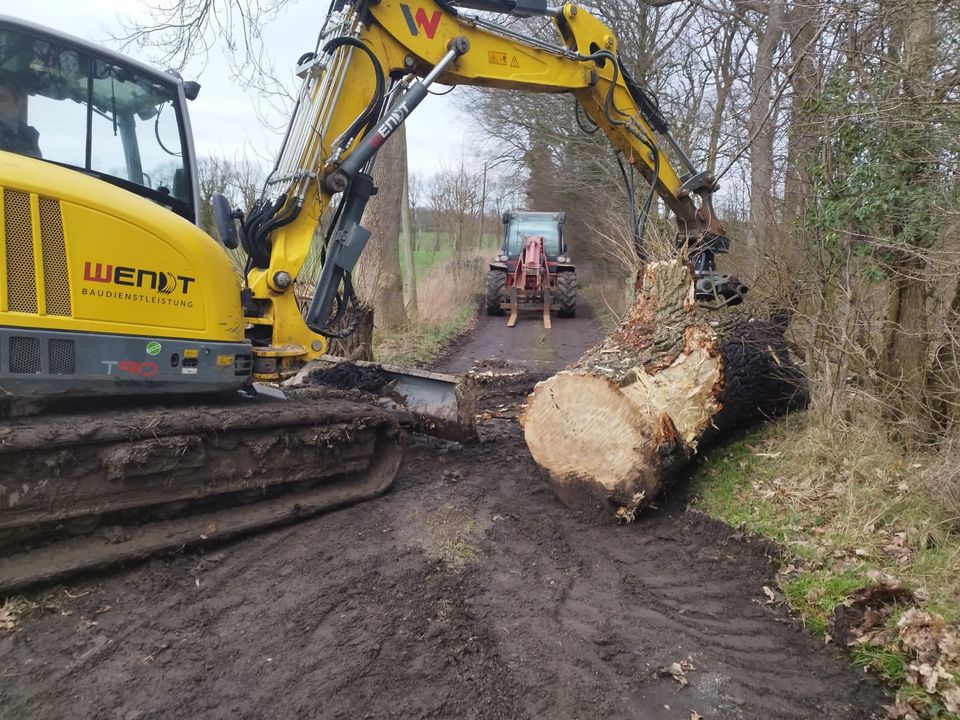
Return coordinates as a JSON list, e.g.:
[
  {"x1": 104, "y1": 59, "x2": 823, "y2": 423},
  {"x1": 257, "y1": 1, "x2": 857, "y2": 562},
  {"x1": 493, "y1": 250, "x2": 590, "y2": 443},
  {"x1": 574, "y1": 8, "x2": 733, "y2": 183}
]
[
  {"x1": 748, "y1": 1, "x2": 784, "y2": 270},
  {"x1": 400, "y1": 146, "x2": 419, "y2": 319},
  {"x1": 928, "y1": 279, "x2": 960, "y2": 432},
  {"x1": 357, "y1": 125, "x2": 408, "y2": 332},
  {"x1": 522, "y1": 259, "x2": 807, "y2": 520},
  {"x1": 881, "y1": 0, "x2": 937, "y2": 429}
]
